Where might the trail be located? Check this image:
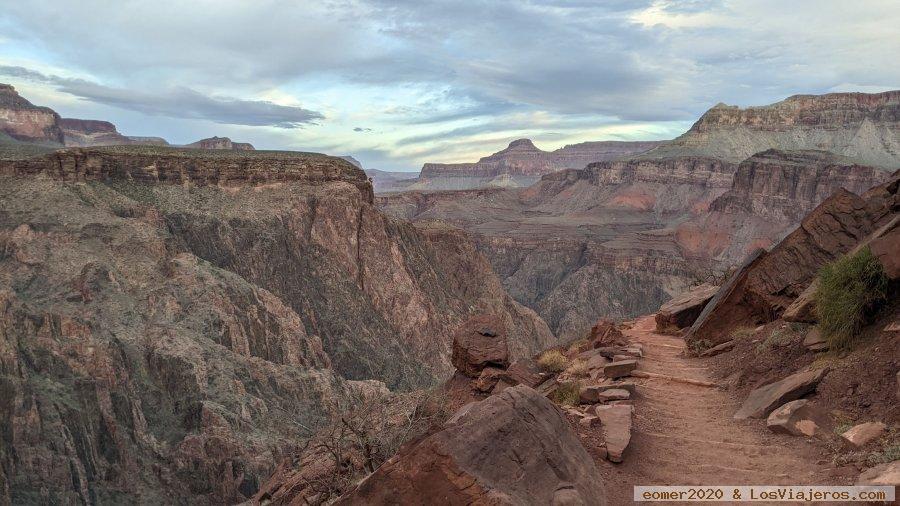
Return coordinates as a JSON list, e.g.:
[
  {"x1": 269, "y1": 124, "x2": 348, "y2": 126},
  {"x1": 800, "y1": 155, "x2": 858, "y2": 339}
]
[{"x1": 594, "y1": 316, "x2": 837, "y2": 504}]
